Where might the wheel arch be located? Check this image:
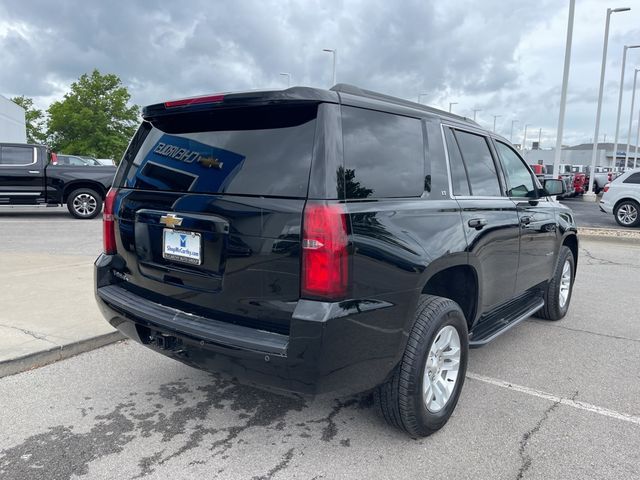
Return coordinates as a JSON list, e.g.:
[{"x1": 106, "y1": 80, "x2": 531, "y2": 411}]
[
  {"x1": 62, "y1": 181, "x2": 107, "y2": 203},
  {"x1": 561, "y1": 233, "x2": 579, "y2": 274},
  {"x1": 420, "y1": 259, "x2": 479, "y2": 330}
]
